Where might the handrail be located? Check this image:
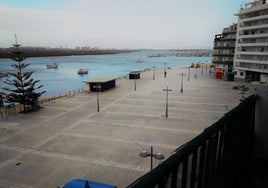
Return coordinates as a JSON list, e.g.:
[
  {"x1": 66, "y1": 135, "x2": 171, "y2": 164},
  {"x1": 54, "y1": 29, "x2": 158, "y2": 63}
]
[{"x1": 127, "y1": 95, "x2": 258, "y2": 188}]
